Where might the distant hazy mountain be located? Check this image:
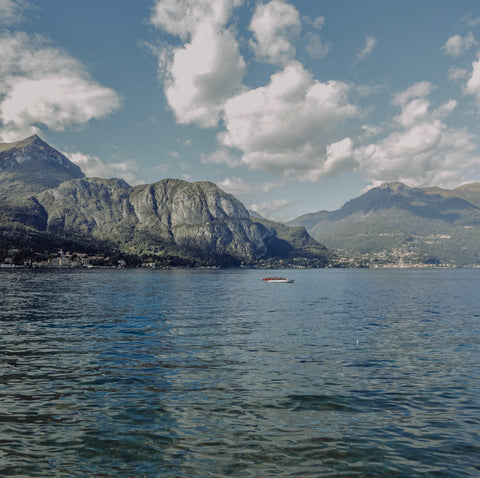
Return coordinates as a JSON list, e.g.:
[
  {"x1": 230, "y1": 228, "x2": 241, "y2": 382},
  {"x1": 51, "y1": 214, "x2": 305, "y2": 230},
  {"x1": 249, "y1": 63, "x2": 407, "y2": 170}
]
[
  {"x1": 0, "y1": 136, "x2": 329, "y2": 266},
  {"x1": 288, "y1": 181, "x2": 480, "y2": 265}
]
